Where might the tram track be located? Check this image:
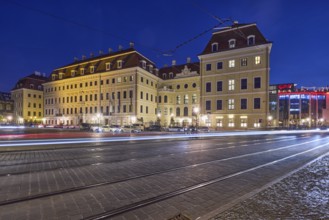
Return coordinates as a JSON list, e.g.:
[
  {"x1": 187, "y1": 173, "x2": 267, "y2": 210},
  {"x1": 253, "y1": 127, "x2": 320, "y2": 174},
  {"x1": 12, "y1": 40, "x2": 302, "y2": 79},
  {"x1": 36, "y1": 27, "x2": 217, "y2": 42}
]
[
  {"x1": 0, "y1": 136, "x2": 326, "y2": 209},
  {"x1": 0, "y1": 136, "x2": 296, "y2": 177}
]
